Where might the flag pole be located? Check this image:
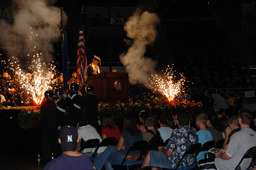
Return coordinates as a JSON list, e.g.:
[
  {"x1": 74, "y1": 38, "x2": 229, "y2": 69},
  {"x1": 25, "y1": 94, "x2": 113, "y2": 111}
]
[
  {"x1": 60, "y1": 7, "x2": 69, "y2": 91},
  {"x1": 77, "y1": 4, "x2": 87, "y2": 89}
]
